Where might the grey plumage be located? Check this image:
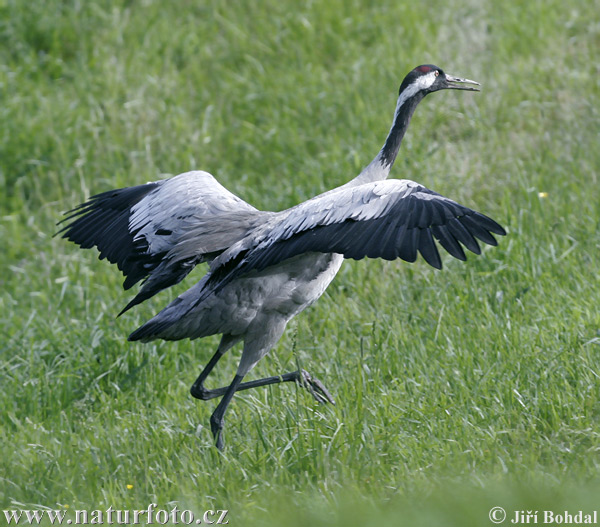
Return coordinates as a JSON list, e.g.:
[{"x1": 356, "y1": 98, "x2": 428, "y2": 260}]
[
  {"x1": 59, "y1": 65, "x2": 506, "y2": 449},
  {"x1": 59, "y1": 171, "x2": 272, "y2": 314}
]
